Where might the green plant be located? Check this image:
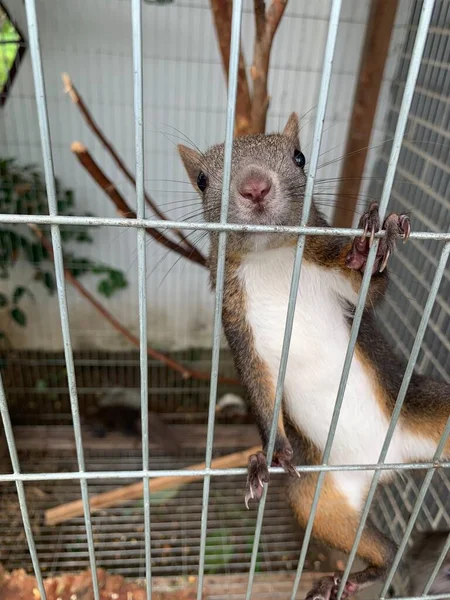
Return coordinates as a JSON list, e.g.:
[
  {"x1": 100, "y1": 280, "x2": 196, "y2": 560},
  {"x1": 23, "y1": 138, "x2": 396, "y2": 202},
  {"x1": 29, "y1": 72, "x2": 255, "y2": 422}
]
[
  {"x1": 204, "y1": 527, "x2": 235, "y2": 574},
  {"x1": 0, "y1": 7, "x2": 20, "y2": 93},
  {"x1": 0, "y1": 158, "x2": 127, "y2": 336}
]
